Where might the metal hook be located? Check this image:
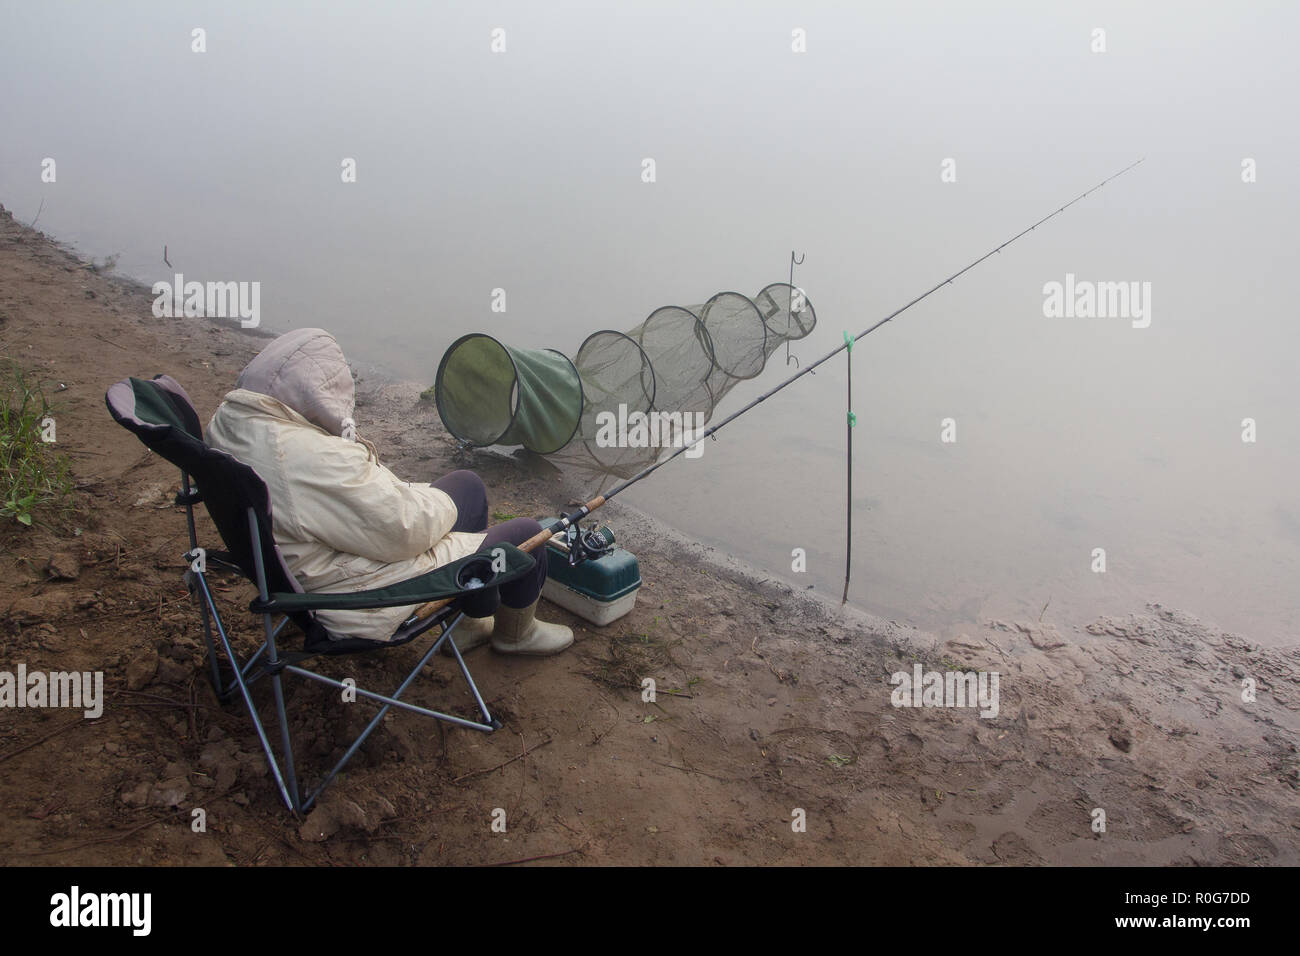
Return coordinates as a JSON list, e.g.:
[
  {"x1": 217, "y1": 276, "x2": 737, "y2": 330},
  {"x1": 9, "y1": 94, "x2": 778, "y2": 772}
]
[{"x1": 786, "y1": 251, "x2": 805, "y2": 366}]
